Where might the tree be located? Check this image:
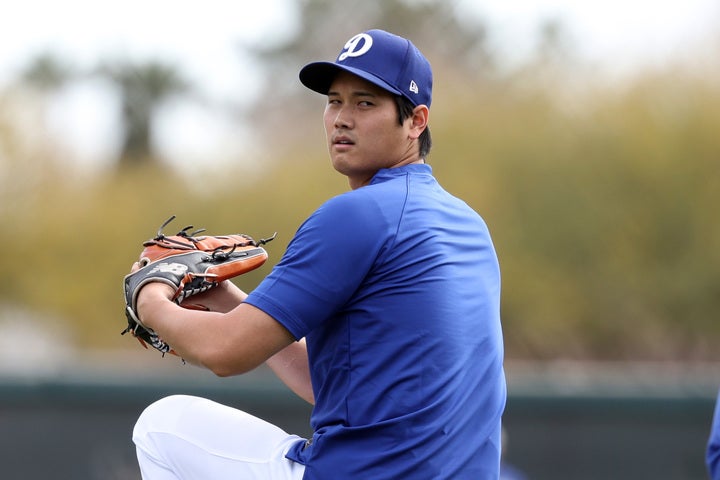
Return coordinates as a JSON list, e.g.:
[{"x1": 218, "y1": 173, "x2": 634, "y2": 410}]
[
  {"x1": 20, "y1": 52, "x2": 74, "y2": 91},
  {"x1": 96, "y1": 60, "x2": 190, "y2": 166}
]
